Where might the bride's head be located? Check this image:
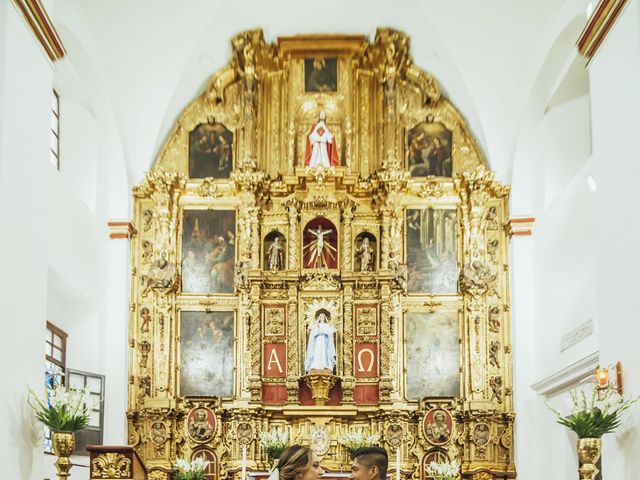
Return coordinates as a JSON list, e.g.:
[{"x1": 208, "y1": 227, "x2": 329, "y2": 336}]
[{"x1": 276, "y1": 446, "x2": 324, "y2": 480}]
